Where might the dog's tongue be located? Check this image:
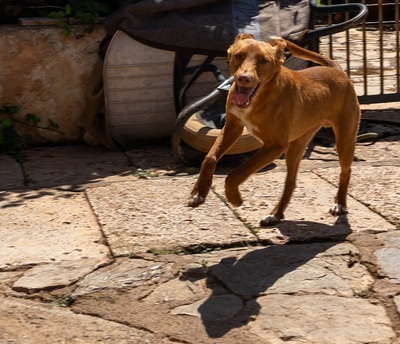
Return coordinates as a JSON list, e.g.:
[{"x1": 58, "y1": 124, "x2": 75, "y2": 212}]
[
  {"x1": 229, "y1": 86, "x2": 253, "y2": 105},
  {"x1": 229, "y1": 93, "x2": 249, "y2": 105}
]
